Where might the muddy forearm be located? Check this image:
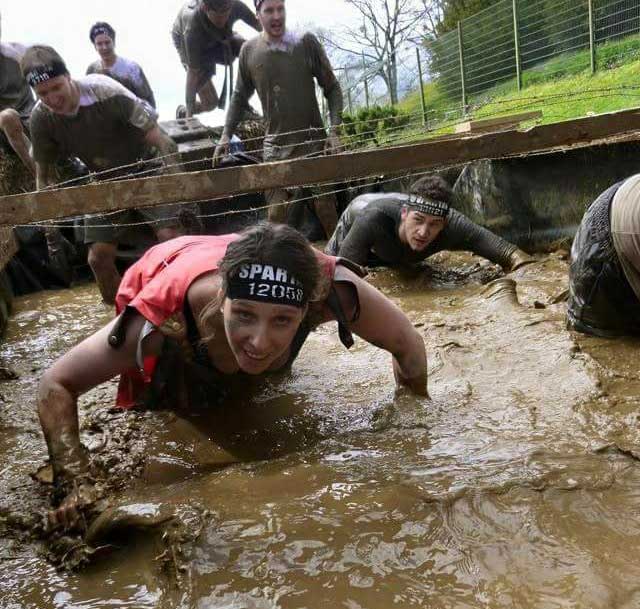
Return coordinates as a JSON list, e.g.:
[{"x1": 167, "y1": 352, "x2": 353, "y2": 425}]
[
  {"x1": 325, "y1": 81, "x2": 343, "y2": 128},
  {"x1": 145, "y1": 127, "x2": 180, "y2": 173},
  {"x1": 443, "y1": 211, "x2": 517, "y2": 269},
  {"x1": 392, "y1": 330, "x2": 429, "y2": 396},
  {"x1": 37, "y1": 376, "x2": 89, "y2": 492}
]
